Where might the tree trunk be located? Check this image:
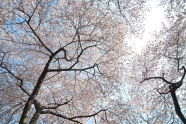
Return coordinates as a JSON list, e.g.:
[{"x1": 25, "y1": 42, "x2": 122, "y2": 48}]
[{"x1": 170, "y1": 91, "x2": 186, "y2": 123}]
